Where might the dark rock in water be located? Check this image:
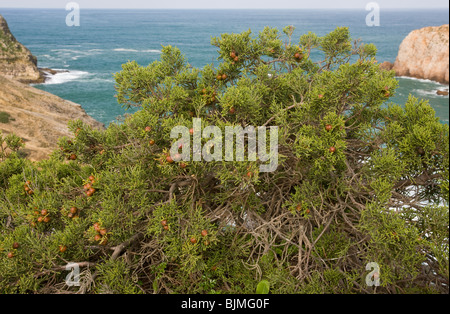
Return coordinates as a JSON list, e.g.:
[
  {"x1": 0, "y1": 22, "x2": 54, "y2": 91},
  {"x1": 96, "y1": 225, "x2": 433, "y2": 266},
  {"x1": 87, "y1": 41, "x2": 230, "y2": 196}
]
[{"x1": 436, "y1": 89, "x2": 449, "y2": 96}]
